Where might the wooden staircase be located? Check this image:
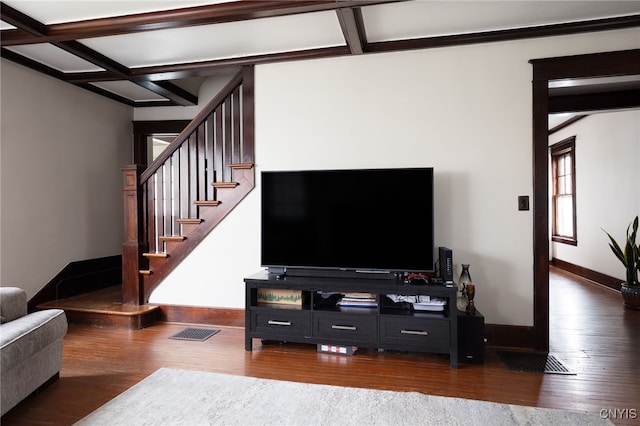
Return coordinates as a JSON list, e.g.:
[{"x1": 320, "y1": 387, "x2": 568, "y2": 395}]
[
  {"x1": 122, "y1": 66, "x2": 255, "y2": 306},
  {"x1": 36, "y1": 67, "x2": 255, "y2": 328}
]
